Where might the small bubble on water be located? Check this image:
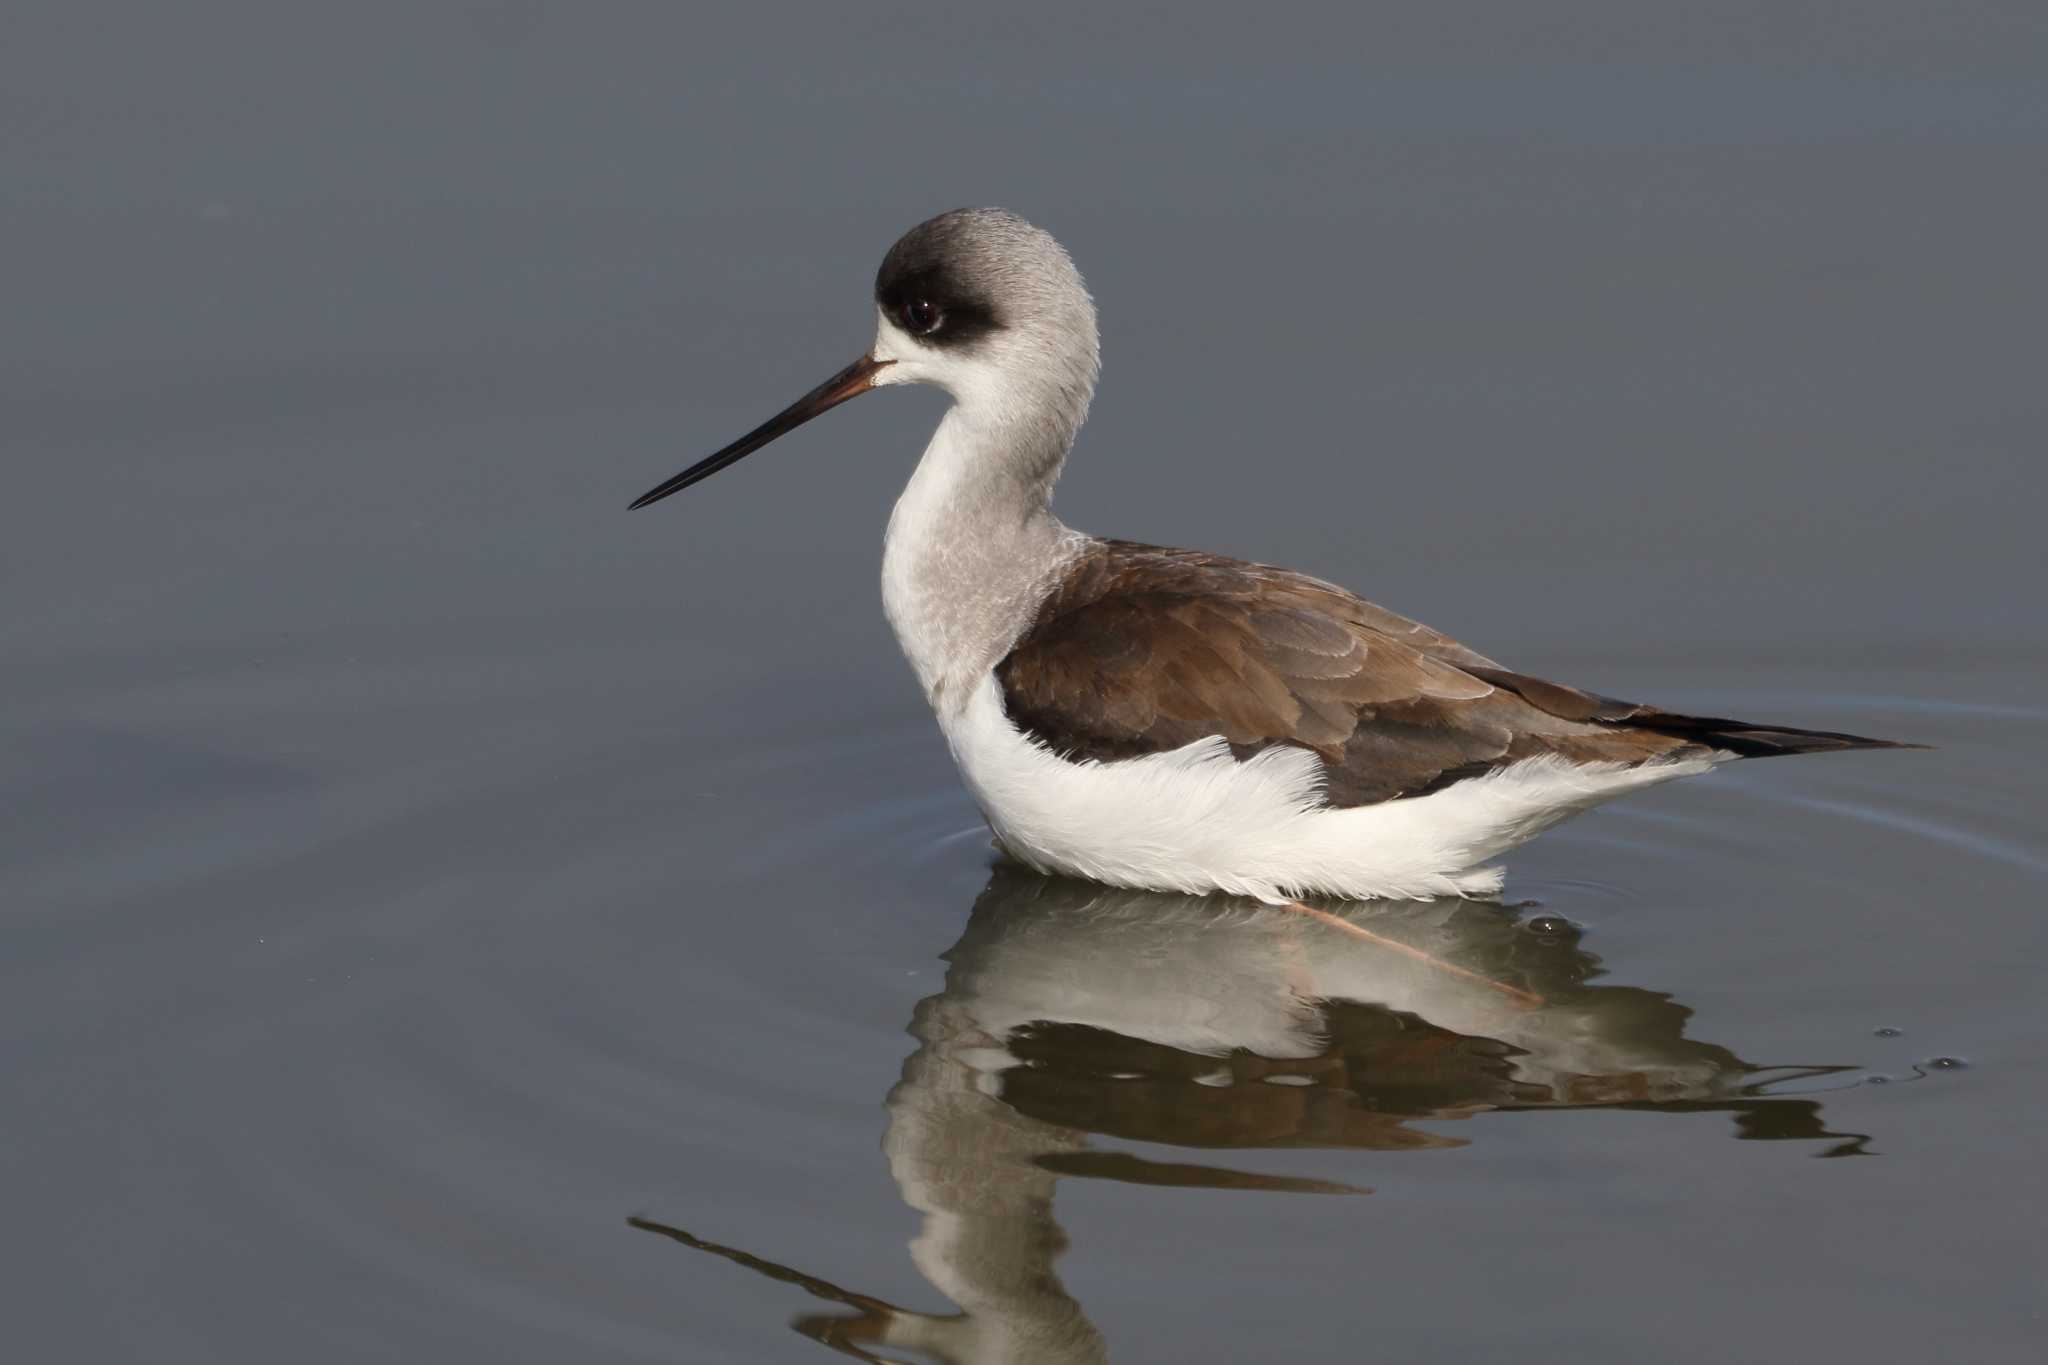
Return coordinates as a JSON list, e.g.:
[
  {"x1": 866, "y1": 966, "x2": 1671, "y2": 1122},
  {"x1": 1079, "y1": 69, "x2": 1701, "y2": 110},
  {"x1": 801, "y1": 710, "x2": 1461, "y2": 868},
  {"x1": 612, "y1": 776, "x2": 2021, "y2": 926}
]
[
  {"x1": 1526, "y1": 916, "x2": 1573, "y2": 936},
  {"x1": 1873, "y1": 1026, "x2": 1904, "y2": 1038},
  {"x1": 1926, "y1": 1056, "x2": 1970, "y2": 1071},
  {"x1": 1865, "y1": 1074, "x2": 1892, "y2": 1086}
]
